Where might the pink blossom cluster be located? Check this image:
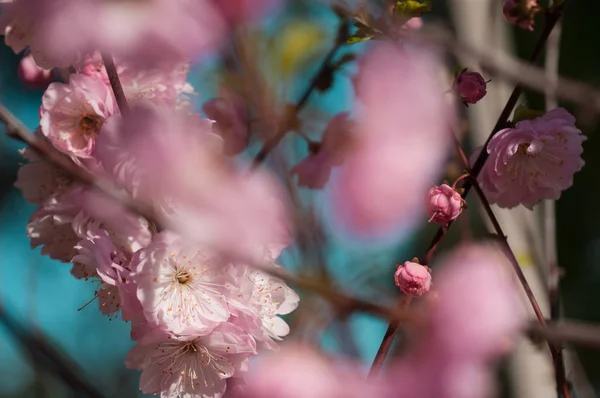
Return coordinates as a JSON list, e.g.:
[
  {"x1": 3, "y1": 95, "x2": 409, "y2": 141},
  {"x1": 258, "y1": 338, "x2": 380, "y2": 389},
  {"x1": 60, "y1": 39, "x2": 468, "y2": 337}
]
[{"x1": 14, "y1": 50, "x2": 299, "y2": 398}]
